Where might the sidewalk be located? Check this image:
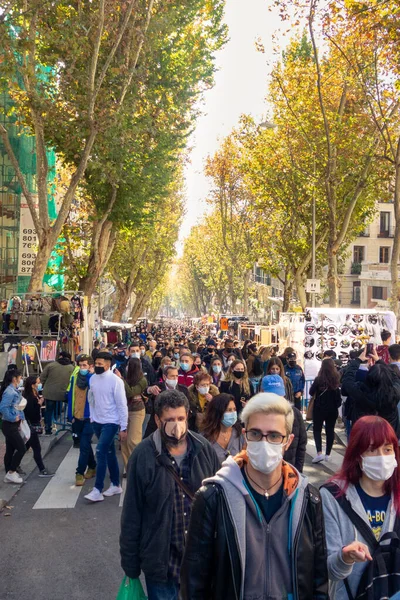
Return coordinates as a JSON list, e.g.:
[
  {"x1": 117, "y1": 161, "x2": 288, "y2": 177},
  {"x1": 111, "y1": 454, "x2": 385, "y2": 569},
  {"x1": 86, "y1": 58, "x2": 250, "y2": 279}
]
[{"x1": 0, "y1": 429, "x2": 68, "y2": 510}]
